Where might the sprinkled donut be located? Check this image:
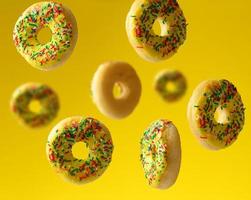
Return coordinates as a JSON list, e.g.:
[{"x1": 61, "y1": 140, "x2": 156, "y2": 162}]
[
  {"x1": 187, "y1": 80, "x2": 245, "y2": 150},
  {"x1": 46, "y1": 116, "x2": 113, "y2": 184},
  {"x1": 140, "y1": 119, "x2": 181, "y2": 189},
  {"x1": 91, "y1": 61, "x2": 142, "y2": 119},
  {"x1": 155, "y1": 69, "x2": 187, "y2": 102},
  {"x1": 13, "y1": 1, "x2": 78, "y2": 71},
  {"x1": 126, "y1": 0, "x2": 187, "y2": 62},
  {"x1": 10, "y1": 82, "x2": 59, "y2": 128}
]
